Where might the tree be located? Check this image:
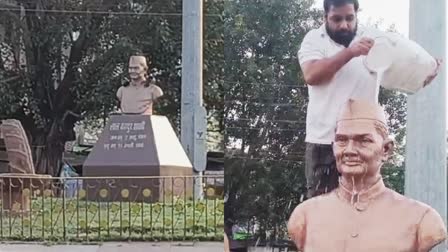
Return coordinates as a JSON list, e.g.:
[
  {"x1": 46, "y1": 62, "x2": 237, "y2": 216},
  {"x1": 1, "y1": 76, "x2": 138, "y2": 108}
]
[
  {"x1": 224, "y1": 0, "x2": 407, "y2": 240},
  {"x1": 224, "y1": 0, "x2": 321, "y2": 240},
  {"x1": 0, "y1": 0, "x2": 224, "y2": 176}
]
